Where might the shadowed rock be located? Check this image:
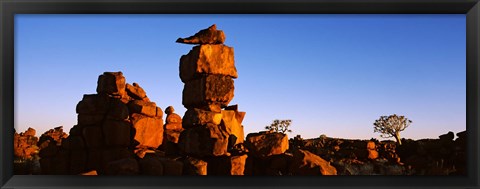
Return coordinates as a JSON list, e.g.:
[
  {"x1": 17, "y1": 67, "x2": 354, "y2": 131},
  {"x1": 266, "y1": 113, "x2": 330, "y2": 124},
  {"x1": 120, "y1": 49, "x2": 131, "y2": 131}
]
[
  {"x1": 182, "y1": 74, "x2": 234, "y2": 108},
  {"x1": 96, "y1": 72, "x2": 126, "y2": 98},
  {"x1": 176, "y1": 24, "x2": 225, "y2": 45}
]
